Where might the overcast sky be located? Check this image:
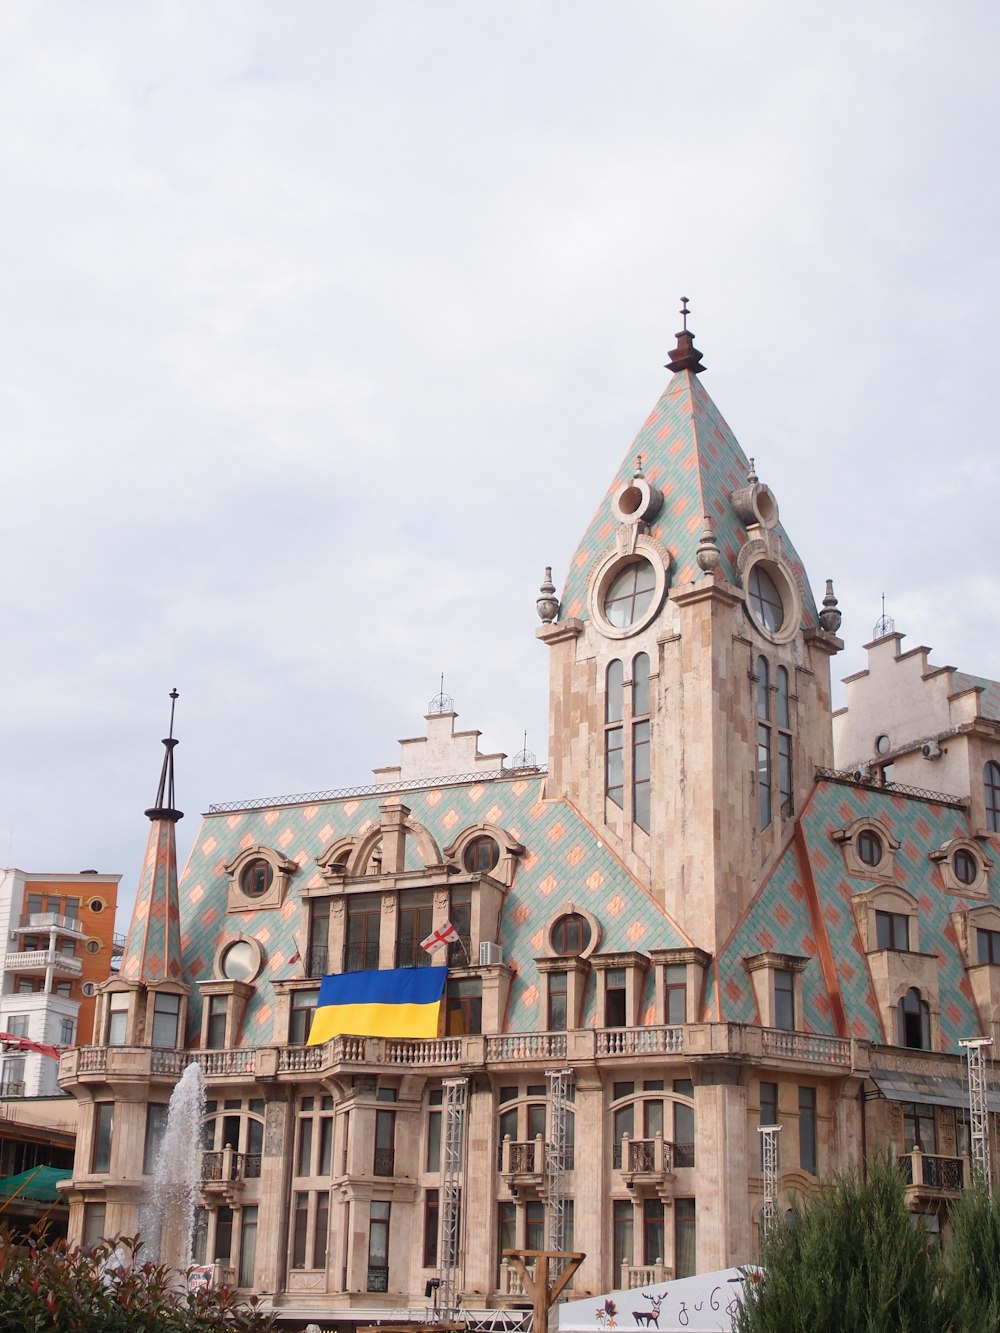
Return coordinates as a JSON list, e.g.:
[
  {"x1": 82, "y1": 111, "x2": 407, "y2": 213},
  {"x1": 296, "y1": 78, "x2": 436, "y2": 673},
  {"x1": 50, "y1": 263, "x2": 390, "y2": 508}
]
[{"x1": 1, "y1": 2, "x2": 997, "y2": 925}]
